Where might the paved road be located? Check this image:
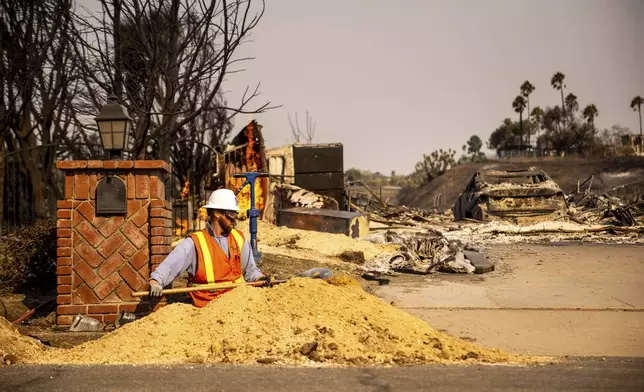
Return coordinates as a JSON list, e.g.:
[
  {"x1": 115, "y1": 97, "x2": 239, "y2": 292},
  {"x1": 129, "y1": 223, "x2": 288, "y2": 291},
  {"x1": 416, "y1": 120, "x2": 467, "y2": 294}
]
[
  {"x1": 376, "y1": 244, "x2": 644, "y2": 357},
  {"x1": 1, "y1": 357, "x2": 643, "y2": 392},
  {"x1": 409, "y1": 308, "x2": 644, "y2": 357}
]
